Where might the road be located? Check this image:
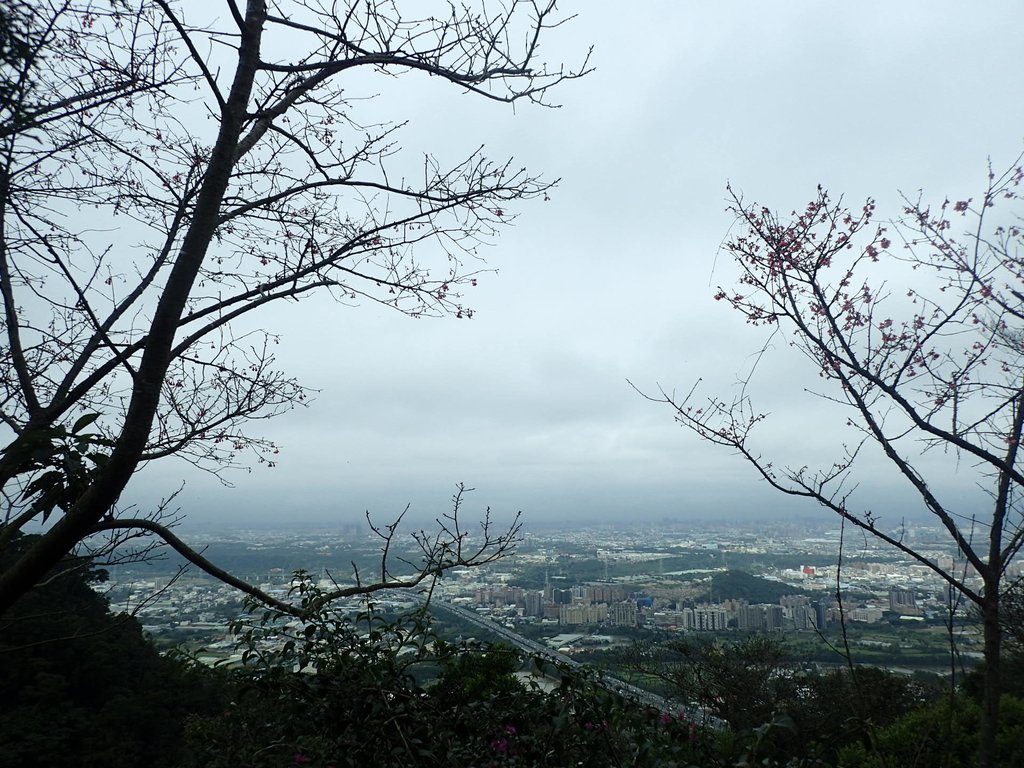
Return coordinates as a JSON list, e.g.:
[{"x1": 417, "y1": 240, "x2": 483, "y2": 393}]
[{"x1": 417, "y1": 594, "x2": 723, "y2": 726}]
